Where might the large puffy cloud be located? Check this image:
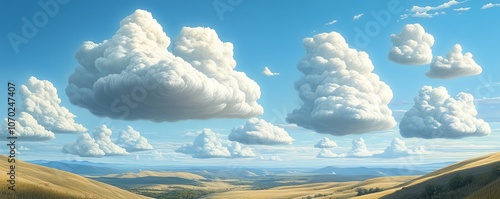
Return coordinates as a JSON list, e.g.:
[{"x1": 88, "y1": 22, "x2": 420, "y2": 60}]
[
  {"x1": 400, "y1": 86, "x2": 491, "y2": 139},
  {"x1": 2, "y1": 112, "x2": 55, "y2": 141},
  {"x1": 66, "y1": 9, "x2": 263, "y2": 122},
  {"x1": 21, "y1": 77, "x2": 86, "y2": 133},
  {"x1": 426, "y1": 44, "x2": 482, "y2": 79},
  {"x1": 388, "y1": 24, "x2": 435, "y2": 65},
  {"x1": 176, "y1": 129, "x2": 256, "y2": 159},
  {"x1": 378, "y1": 138, "x2": 427, "y2": 158},
  {"x1": 314, "y1": 137, "x2": 337, "y2": 148},
  {"x1": 286, "y1": 32, "x2": 396, "y2": 135},
  {"x1": 229, "y1": 118, "x2": 294, "y2": 145},
  {"x1": 115, "y1": 126, "x2": 154, "y2": 151},
  {"x1": 347, "y1": 138, "x2": 373, "y2": 157},
  {"x1": 63, "y1": 125, "x2": 128, "y2": 157}
]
